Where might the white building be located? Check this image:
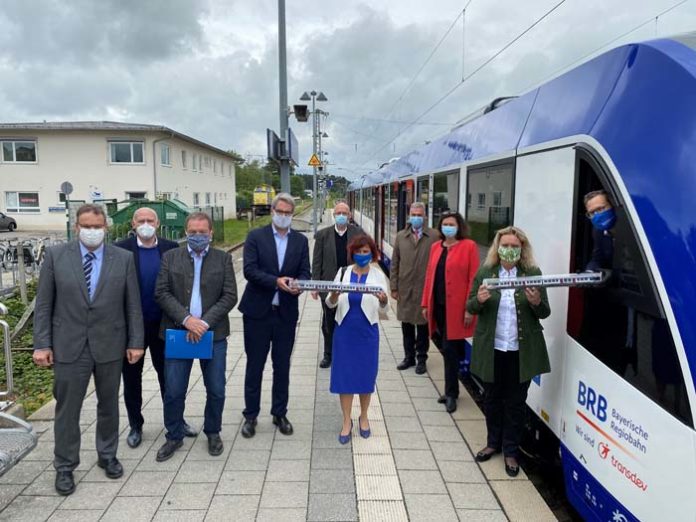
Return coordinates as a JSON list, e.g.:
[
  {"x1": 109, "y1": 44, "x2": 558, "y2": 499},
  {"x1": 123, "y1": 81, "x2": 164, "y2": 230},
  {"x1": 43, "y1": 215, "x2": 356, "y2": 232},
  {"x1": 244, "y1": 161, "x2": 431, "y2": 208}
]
[{"x1": 0, "y1": 121, "x2": 237, "y2": 230}]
